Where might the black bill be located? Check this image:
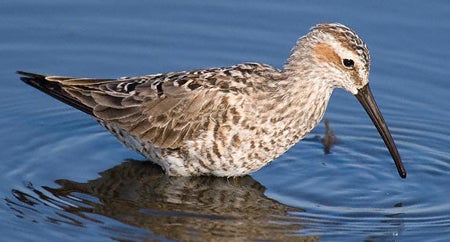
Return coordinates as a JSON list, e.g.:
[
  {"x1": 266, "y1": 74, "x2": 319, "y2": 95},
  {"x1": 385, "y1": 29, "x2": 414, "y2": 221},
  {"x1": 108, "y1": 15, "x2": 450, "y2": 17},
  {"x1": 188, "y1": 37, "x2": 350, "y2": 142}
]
[{"x1": 355, "y1": 84, "x2": 407, "y2": 178}]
